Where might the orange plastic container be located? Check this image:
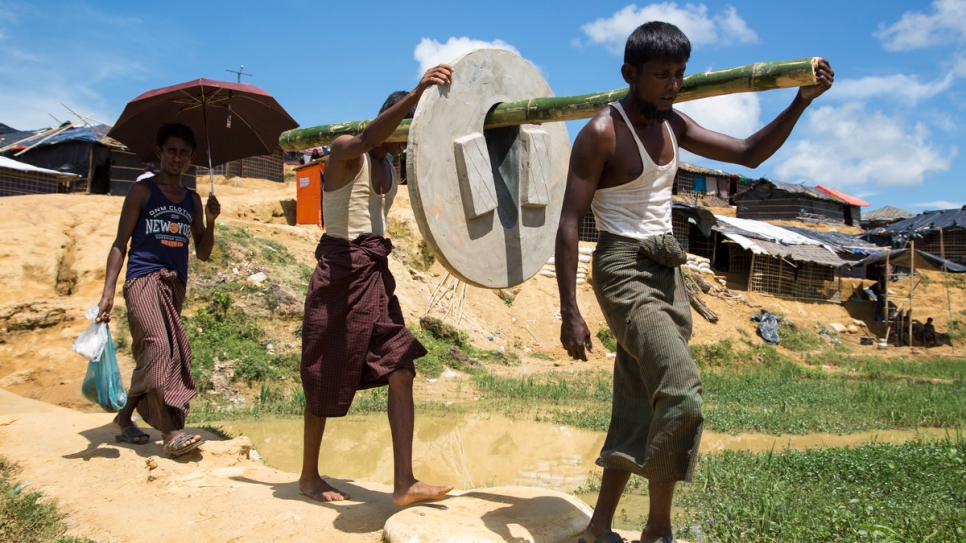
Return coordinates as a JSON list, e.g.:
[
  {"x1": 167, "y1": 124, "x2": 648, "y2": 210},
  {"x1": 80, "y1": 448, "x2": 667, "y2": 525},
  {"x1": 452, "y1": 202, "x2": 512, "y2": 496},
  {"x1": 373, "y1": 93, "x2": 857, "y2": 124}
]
[{"x1": 295, "y1": 158, "x2": 326, "y2": 227}]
